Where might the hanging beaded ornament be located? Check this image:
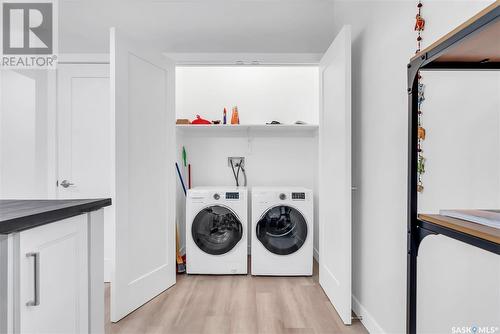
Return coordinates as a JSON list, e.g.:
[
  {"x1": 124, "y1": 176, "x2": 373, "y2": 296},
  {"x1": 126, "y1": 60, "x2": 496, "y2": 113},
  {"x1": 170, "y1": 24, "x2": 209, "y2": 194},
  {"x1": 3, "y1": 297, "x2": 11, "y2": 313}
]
[{"x1": 415, "y1": 0, "x2": 426, "y2": 193}]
